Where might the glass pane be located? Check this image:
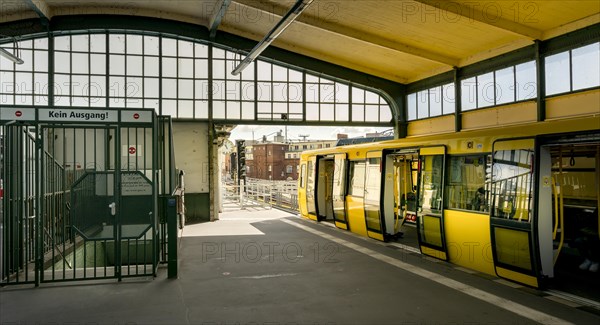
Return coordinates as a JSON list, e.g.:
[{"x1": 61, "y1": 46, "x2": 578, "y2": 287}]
[
  {"x1": 127, "y1": 35, "x2": 143, "y2": 55},
  {"x1": 195, "y1": 59, "x2": 208, "y2": 78},
  {"x1": 365, "y1": 105, "x2": 379, "y2": 122},
  {"x1": 195, "y1": 43, "x2": 209, "y2": 58},
  {"x1": 572, "y1": 42, "x2": 600, "y2": 90},
  {"x1": 72, "y1": 75, "x2": 88, "y2": 96},
  {"x1": 162, "y1": 38, "x2": 177, "y2": 57},
  {"x1": 495, "y1": 67, "x2": 515, "y2": 105},
  {"x1": 272, "y1": 65, "x2": 287, "y2": 82},
  {"x1": 491, "y1": 149, "x2": 533, "y2": 221},
  {"x1": 90, "y1": 76, "x2": 106, "y2": 97},
  {"x1": 417, "y1": 90, "x2": 429, "y2": 118},
  {"x1": 289, "y1": 69, "x2": 302, "y2": 82},
  {"x1": 54, "y1": 52, "x2": 70, "y2": 73},
  {"x1": 430, "y1": 86, "x2": 442, "y2": 117},
  {"x1": 419, "y1": 155, "x2": 444, "y2": 213},
  {"x1": 257, "y1": 61, "x2": 271, "y2": 81},
  {"x1": 515, "y1": 61, "x2": 536, "y2": 101},
  {"x1": 442, "y1": 83, "x2": 455, "y2": 114},
  {"x1": 109, "y1": 55, "x2": 125, "y2": 75},
  {"x1": 126, "y1": 55, "x2": 143, "y2": 76},
  {"x1": 213, "y1": 59, "x2": 225, "y2": 79},
  {"x1": 348, "y1": 161, "x2": 365, "y2": 197},
  {"x1": 90, "y1": 34, "x2": 106, "y2": 53},
  {"x1": 320, "y1": 82, "x2": 335, "y2": 103},
  {"x1": 178, "y1": 79, "x2": 194, "y2": 99},
  {"x1": 352, "y1": 87, "x2": 365, "y2": 103},
  {"x1": 461, "y1": 77, "x2": 477, "y2": 111},
  {"x1": 407, "y1": 93, "x2": 417, "y2": 120},
  {"x1": 34, "y1": 50, "x2": 48, "y2": 72},
  {"x1": 380, "y1": 105, "x2": 392, "y2": 122},
  {"x1": 179, "y1": 40, "x2": 194, "y2": 57},
  {"x1": 336, "y1": 104, "x2": 349, "y2": 121},
  {"x1": 144, "y1": 56, "x2": 159, "y2": 76},
  {"x1": 162, "y1": 78, "x2": 177, "y2": 98},
  {"x1": 162, "y1": 57, "x2": 177, "y2": 78},
  {"x1": 365, "y1": 157, "x2": 381, "y2": 231},
  {"x1": 178, "y1": 58, "x2": 194, "y2": 78},
  {"x1": 545, "y1": 52, "x2": 570, "y2": 95},
  {"x1": 144, "y1": 36, "x2": 159, "y2": 56},
  {"x1": 54, "y1": 36, "x2": 70, "y2": 51},
  {"x1": 289, "y1": 83, "x2": 303, "y2": 102},
  {"x1": 144, "y1": 77, "x2": 159, "y2": 98},
  {"x1": 71, "y1": 53, "x2": 89, "y2": 74},
  {"x1": 477, "y1": 72, "x2": 495, "y2": 108},
  {"x1": 109, "y1": 34, "x2": 125, "y2": 54},
  {"x1": 72, "y1": 34, "x2": 89, "y2": 52},
  {"x1": 352, "y1": 104, "x2": 365, "y2": 122},
  {"x1": 90, "y1": 54, "x2": 106, "y2": 75},
  {"x1": 445, "y1": 155, "x2": 489, "y2": 212}
]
